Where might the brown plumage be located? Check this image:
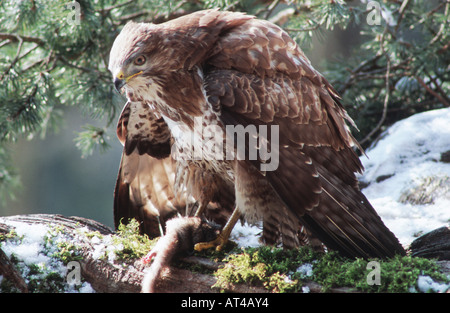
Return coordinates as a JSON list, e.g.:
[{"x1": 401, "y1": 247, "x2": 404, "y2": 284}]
[
  {"x1": 113, "y1": 99, "x2": 302, "y2": 248},
  {"x1": 114, "y1": 100, "x2": 182, "y2": 237},
  {"x1": 114, "y1": 100, "x2": 234, "y2": 237},
  {"x1": 109, "y1": 9, "x2": 405, "y2": 258}
]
